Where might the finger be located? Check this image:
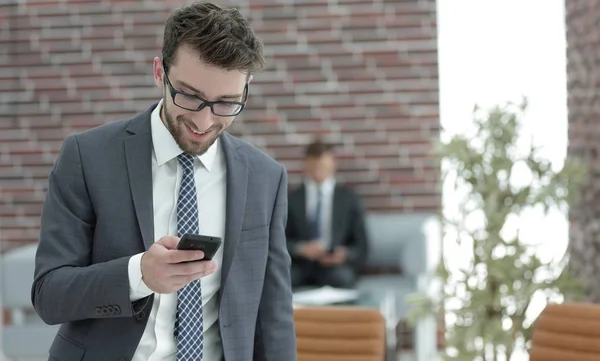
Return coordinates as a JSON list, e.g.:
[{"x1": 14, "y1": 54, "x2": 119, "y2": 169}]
[
  {"x1": 171, "y1": 260, "x2": 217, "y2": 276},
  {"x1": 166, "y1": 250, "x2": 205, "y2": 264},
  {"x1": 156, "y1": 236, "x2": 180, "y2": 250},
  {"x1": 172, "y1": 268, "x2": 217, "y2": 285}
]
